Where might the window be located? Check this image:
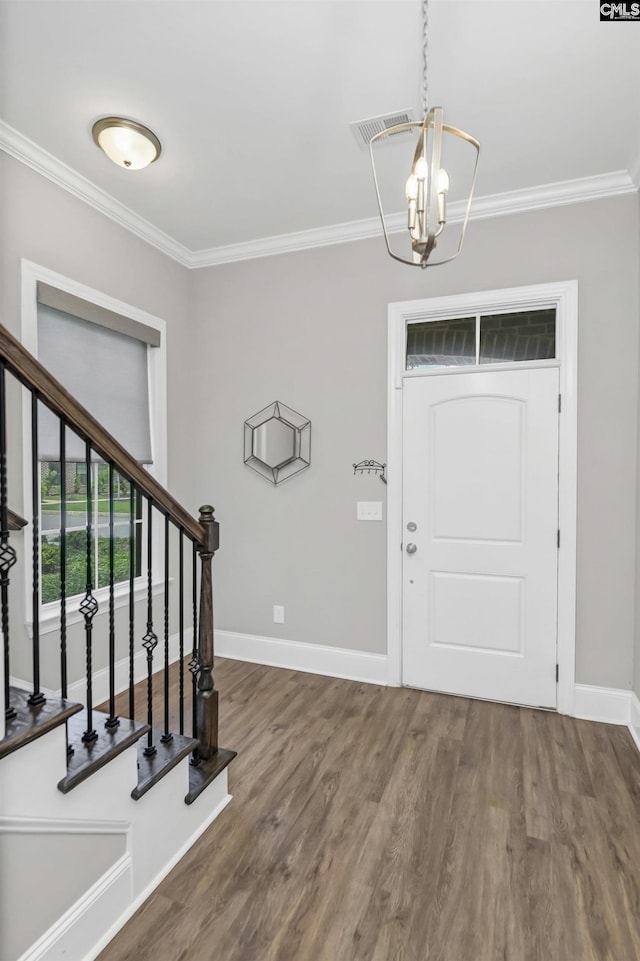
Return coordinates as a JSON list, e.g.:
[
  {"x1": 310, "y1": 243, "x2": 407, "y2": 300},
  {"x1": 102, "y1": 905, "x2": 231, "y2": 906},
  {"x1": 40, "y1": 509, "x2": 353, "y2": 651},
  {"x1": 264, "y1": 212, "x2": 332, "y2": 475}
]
[
  {"x1": 406, "y1": 308, "x2": 556, "y2": 370},
  {"x1": 406, "y1": 317, "x2": 476, "y2": 369},
  {"x1": 21, "y1": 260, "x2": 167, "y2": 624},
  {"x1": 479, "y1": 310, "x2": 556, "y2": 364},
  {"x1": 39, "y1": 463, "x2": 143, "y2": 604}
]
